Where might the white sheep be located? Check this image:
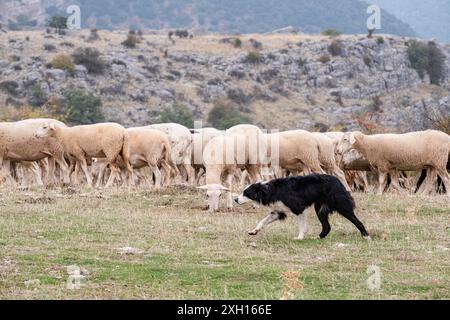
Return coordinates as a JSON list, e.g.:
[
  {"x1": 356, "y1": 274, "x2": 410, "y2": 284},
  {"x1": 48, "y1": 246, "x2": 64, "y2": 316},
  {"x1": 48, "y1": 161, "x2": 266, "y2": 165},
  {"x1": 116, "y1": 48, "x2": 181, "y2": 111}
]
[
  {"x1": 191, "y1": 127, "x2": 224, "y2": 184},
  {"x1": 198, "y1": 133, "x2": 255, "y2": 212},
  {"x1": 0, "y1": 118, "x2": 70, "y2": 185},
  {"x1": 126, "y1": 128, "x2": 178, "y2": 188},
  {"x1": 337, "y1": 130, "x2": 450, "y2": 195},
  {"x1": 311, "y1": 132, "x2": 351, "y2": 190},
  {"x1": 93, "y1": 128, "x2": 178, "y2": 188},
  {"x1": 265, "y1": 130, "x2": 324, "y2": 177},
  {"x1": 35, "y1": 122, "x2": 133, "y2": 188},
  {"x1": 147, "y1": 123, "x2": 194, "y2": 184},
  {"x1": 226, "y1": 124, "x2": 268, "y2": 183}
]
